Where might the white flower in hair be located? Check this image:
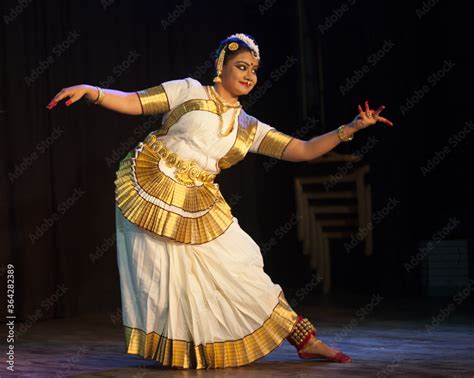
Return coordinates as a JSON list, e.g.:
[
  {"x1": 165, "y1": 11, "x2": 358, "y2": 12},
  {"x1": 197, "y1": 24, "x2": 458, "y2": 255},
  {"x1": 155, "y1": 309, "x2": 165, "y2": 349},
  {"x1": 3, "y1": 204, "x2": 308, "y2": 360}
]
[{"x1": 227, "y1": 33, "x2": 260, "y2": 60}]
